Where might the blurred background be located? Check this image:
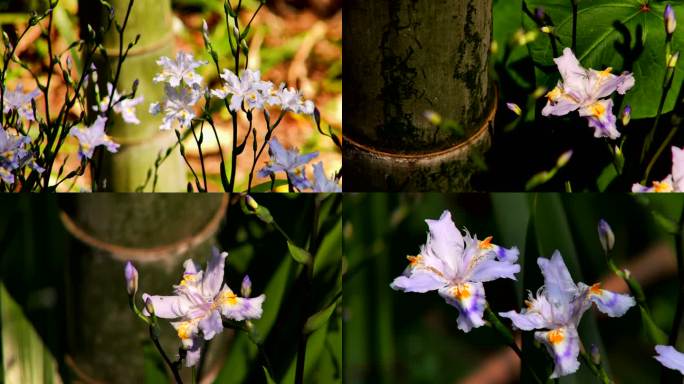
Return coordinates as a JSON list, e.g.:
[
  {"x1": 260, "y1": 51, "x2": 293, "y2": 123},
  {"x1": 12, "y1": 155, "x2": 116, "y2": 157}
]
[
  {"x1": 344, "y1": 193, "x2": 684, "y2": 383},
  {"x1": 0, "y1": 0, "x2": 341, "y2": 191},
  {"x1": 1, "y1": 193, "x2": 342, "y2": 383}
]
